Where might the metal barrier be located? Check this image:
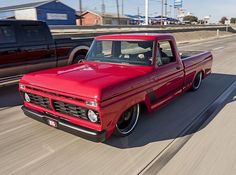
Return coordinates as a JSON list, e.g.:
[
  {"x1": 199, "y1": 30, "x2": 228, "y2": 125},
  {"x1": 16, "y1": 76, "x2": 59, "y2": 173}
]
[{"x1": 50, "y1": 25, "x2": 236, "y2": 38}]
